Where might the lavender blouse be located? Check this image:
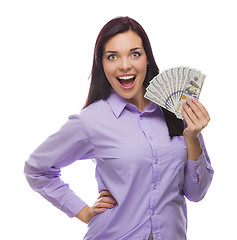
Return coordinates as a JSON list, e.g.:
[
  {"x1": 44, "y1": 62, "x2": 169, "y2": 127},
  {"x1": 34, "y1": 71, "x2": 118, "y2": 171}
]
[{"x1": 24, "y1": 91, "x2": 214, "y2": 240}]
